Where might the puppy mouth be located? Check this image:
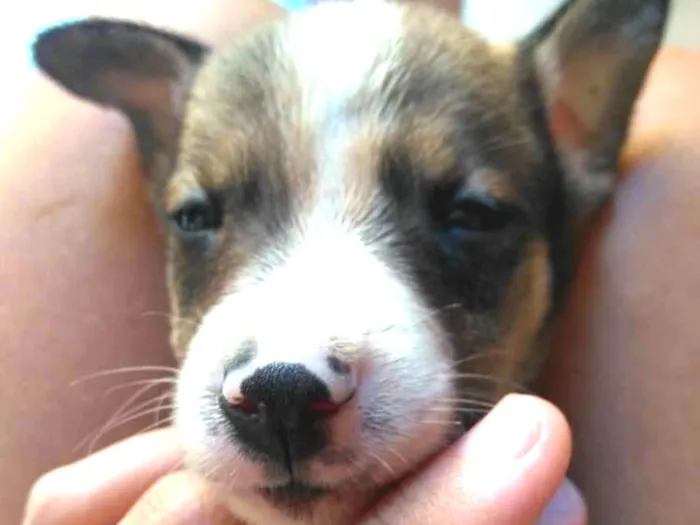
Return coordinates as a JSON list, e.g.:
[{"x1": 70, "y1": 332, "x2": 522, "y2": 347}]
[
  {"x1": 252, "y1": 445, "x2": 361, "y2": 491},
  {"x1": 250, "y1": 480, "x2": 345, "y2": 517},
  {"x1": 258, "y1": 480, "x2": 330, "y2": 504}
]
